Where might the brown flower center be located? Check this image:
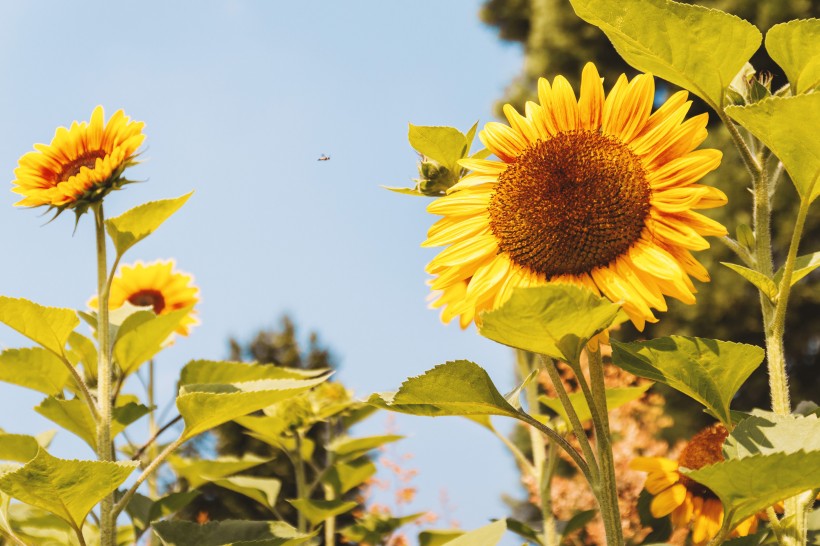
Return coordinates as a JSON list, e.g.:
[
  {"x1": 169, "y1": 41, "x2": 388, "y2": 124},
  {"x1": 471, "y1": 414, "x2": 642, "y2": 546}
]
[
  {"x1": 54, "y1": 151, "x2": 107, "y2": 183},
  {"x1": 488, "y1": 130, "x2": 650, "y2": 278},
  {"x1": 128, "y1": 290, "x2": 166, "y2": 314},
  {"x1": 677, "y1": 424, "x2": 728, "y2": 499}
]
